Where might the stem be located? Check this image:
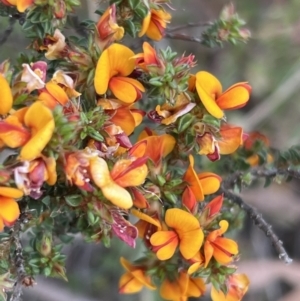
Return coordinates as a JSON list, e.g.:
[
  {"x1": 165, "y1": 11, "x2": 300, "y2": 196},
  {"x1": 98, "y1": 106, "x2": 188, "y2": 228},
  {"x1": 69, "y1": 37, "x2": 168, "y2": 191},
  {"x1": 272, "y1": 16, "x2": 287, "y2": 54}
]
[
  {"x1": 167, "y1": 21, "x2": 212, "y2": 33},
  {"x1": 164, "y1": 32, "x2": 202, "y2": 43},
  {"x1": 220, "y1": 188, "x2": 292, "y2": 265}
]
